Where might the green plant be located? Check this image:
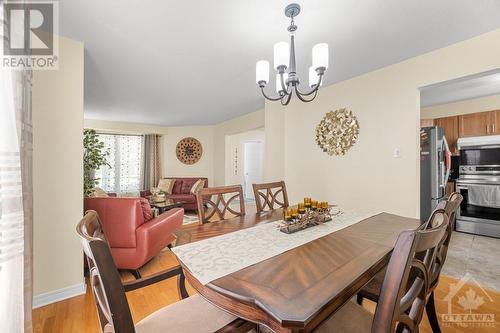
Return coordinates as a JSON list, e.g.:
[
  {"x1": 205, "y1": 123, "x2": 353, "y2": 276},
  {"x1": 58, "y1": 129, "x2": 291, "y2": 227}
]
[{"x1": 83, "y1": 129, "x2": 110, "y2": 197}]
